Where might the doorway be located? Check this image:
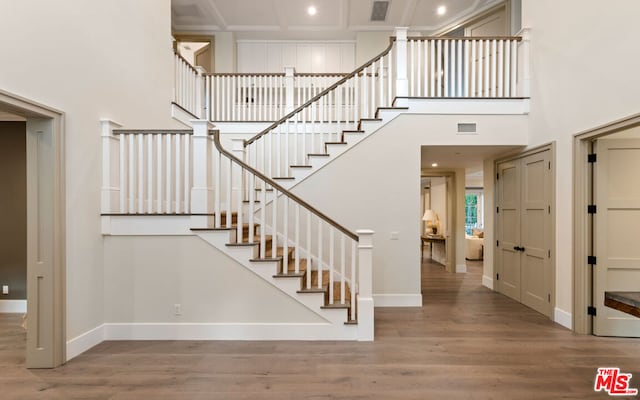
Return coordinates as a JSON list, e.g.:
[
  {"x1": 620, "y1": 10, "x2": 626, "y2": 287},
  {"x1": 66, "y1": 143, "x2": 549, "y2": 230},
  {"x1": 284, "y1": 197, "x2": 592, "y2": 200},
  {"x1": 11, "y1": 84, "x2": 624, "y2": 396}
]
[
  {"x1": 574, "y1": 115, "x2": 640, "y2": 336},
  {"x1": 173, "y1": 35, "x2": 215, "y2": 72},
  {"x1": 0, "y1": 90, "x2": 66, "y2": 368}
]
